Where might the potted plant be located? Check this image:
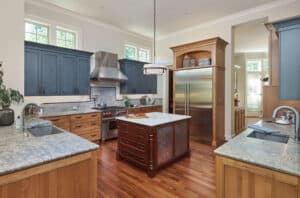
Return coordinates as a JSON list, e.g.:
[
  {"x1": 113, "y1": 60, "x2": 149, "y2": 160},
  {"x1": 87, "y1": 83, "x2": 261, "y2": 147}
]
[
  {"x1": 0, "y1": 63, "x2": 23, "y2": 126},
  {"x1": 123, "y1": 96, "x2": 131, "y2": 107}
]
